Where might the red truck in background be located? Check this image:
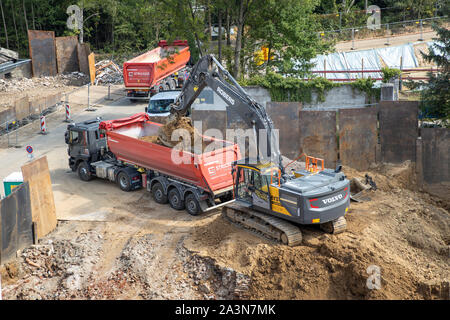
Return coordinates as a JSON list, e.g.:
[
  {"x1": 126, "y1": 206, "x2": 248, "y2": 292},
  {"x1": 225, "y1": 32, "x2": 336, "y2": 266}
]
[
  {"x1": 123, "y1": 40, "x2": 191, "y2": 101},
  {"x1": 65, "y1": 113, "x2": 240, "y2": 216}
]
